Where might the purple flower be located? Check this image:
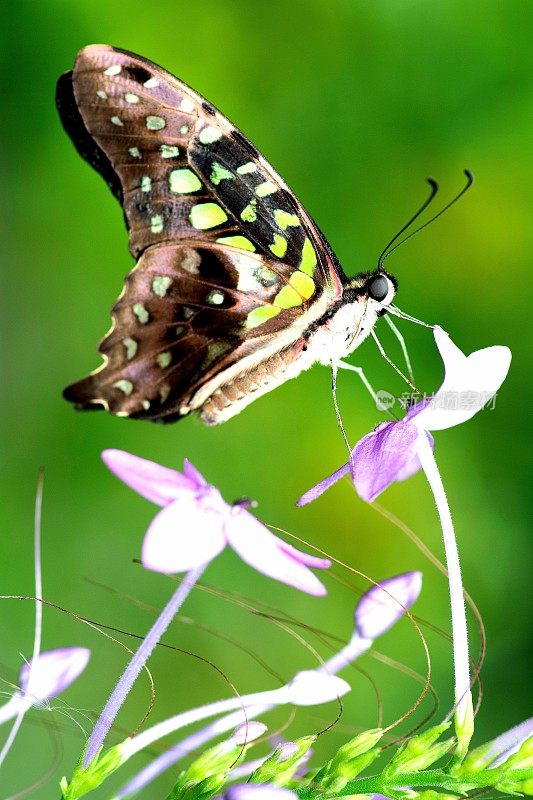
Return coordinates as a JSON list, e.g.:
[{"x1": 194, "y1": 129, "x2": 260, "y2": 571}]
[
  {"x1": 298, "y1": 327, "x2": 511, "y2": 505},
  {"x1": 102, "y1": 450, "x2": 330, "y2": 595},
  {"x1": 18, "y1": 647, "x2": 90, "y2": 703},
  {"x1": 0, "y1": 648, "x2": 90, "y2": 726}
]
